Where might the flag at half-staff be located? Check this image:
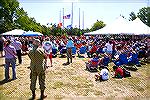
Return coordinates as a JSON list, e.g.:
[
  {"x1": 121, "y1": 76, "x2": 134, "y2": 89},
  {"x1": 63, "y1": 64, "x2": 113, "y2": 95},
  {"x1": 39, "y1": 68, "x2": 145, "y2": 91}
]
[{"x1": 63, "y1": 14, "x2": 71, "y2": 19}]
